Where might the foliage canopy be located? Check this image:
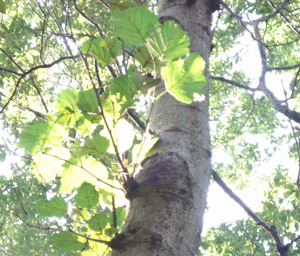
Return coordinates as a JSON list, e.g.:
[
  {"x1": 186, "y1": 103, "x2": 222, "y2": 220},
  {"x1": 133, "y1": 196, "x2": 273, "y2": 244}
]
[{"x1": 0, "y1": 0, "x2": 300, "y2": 255}]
